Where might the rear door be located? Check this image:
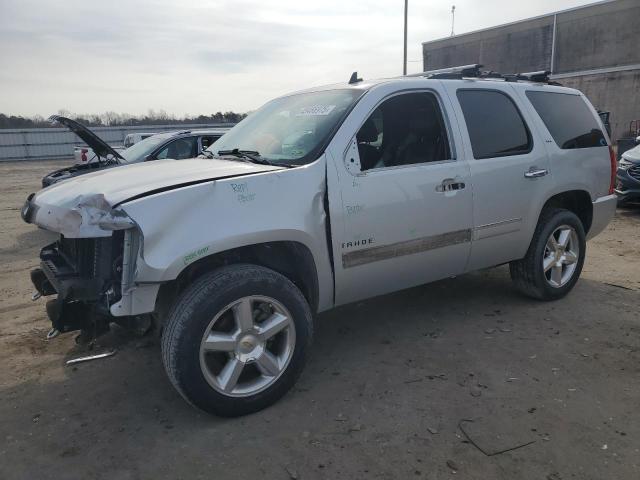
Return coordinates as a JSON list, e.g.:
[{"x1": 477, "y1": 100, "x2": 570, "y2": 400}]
[
  {"x1": 443, "y1": 83, "x2": 553, "y2": 270},
  {"x1": 522, "y1": 89, "x2": 611, "y2": 199}
]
